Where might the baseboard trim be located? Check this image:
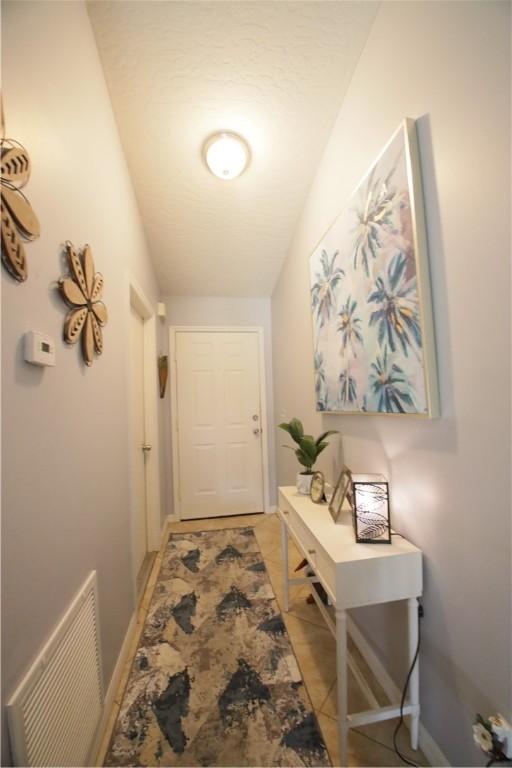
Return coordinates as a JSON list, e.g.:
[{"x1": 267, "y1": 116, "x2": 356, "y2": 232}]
[
  {"x1": 347, "y1": 616, "x2": 451, "y2": 767},
  {"x1": 418, "y1": 723, "x2": 451, "y2": 768},
  {"x1": 90, "y1": 610, "x2": 137, "y2": 766},
  {"x1": 91, "y1": 520, "x2": 172, "y2": 766}
]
